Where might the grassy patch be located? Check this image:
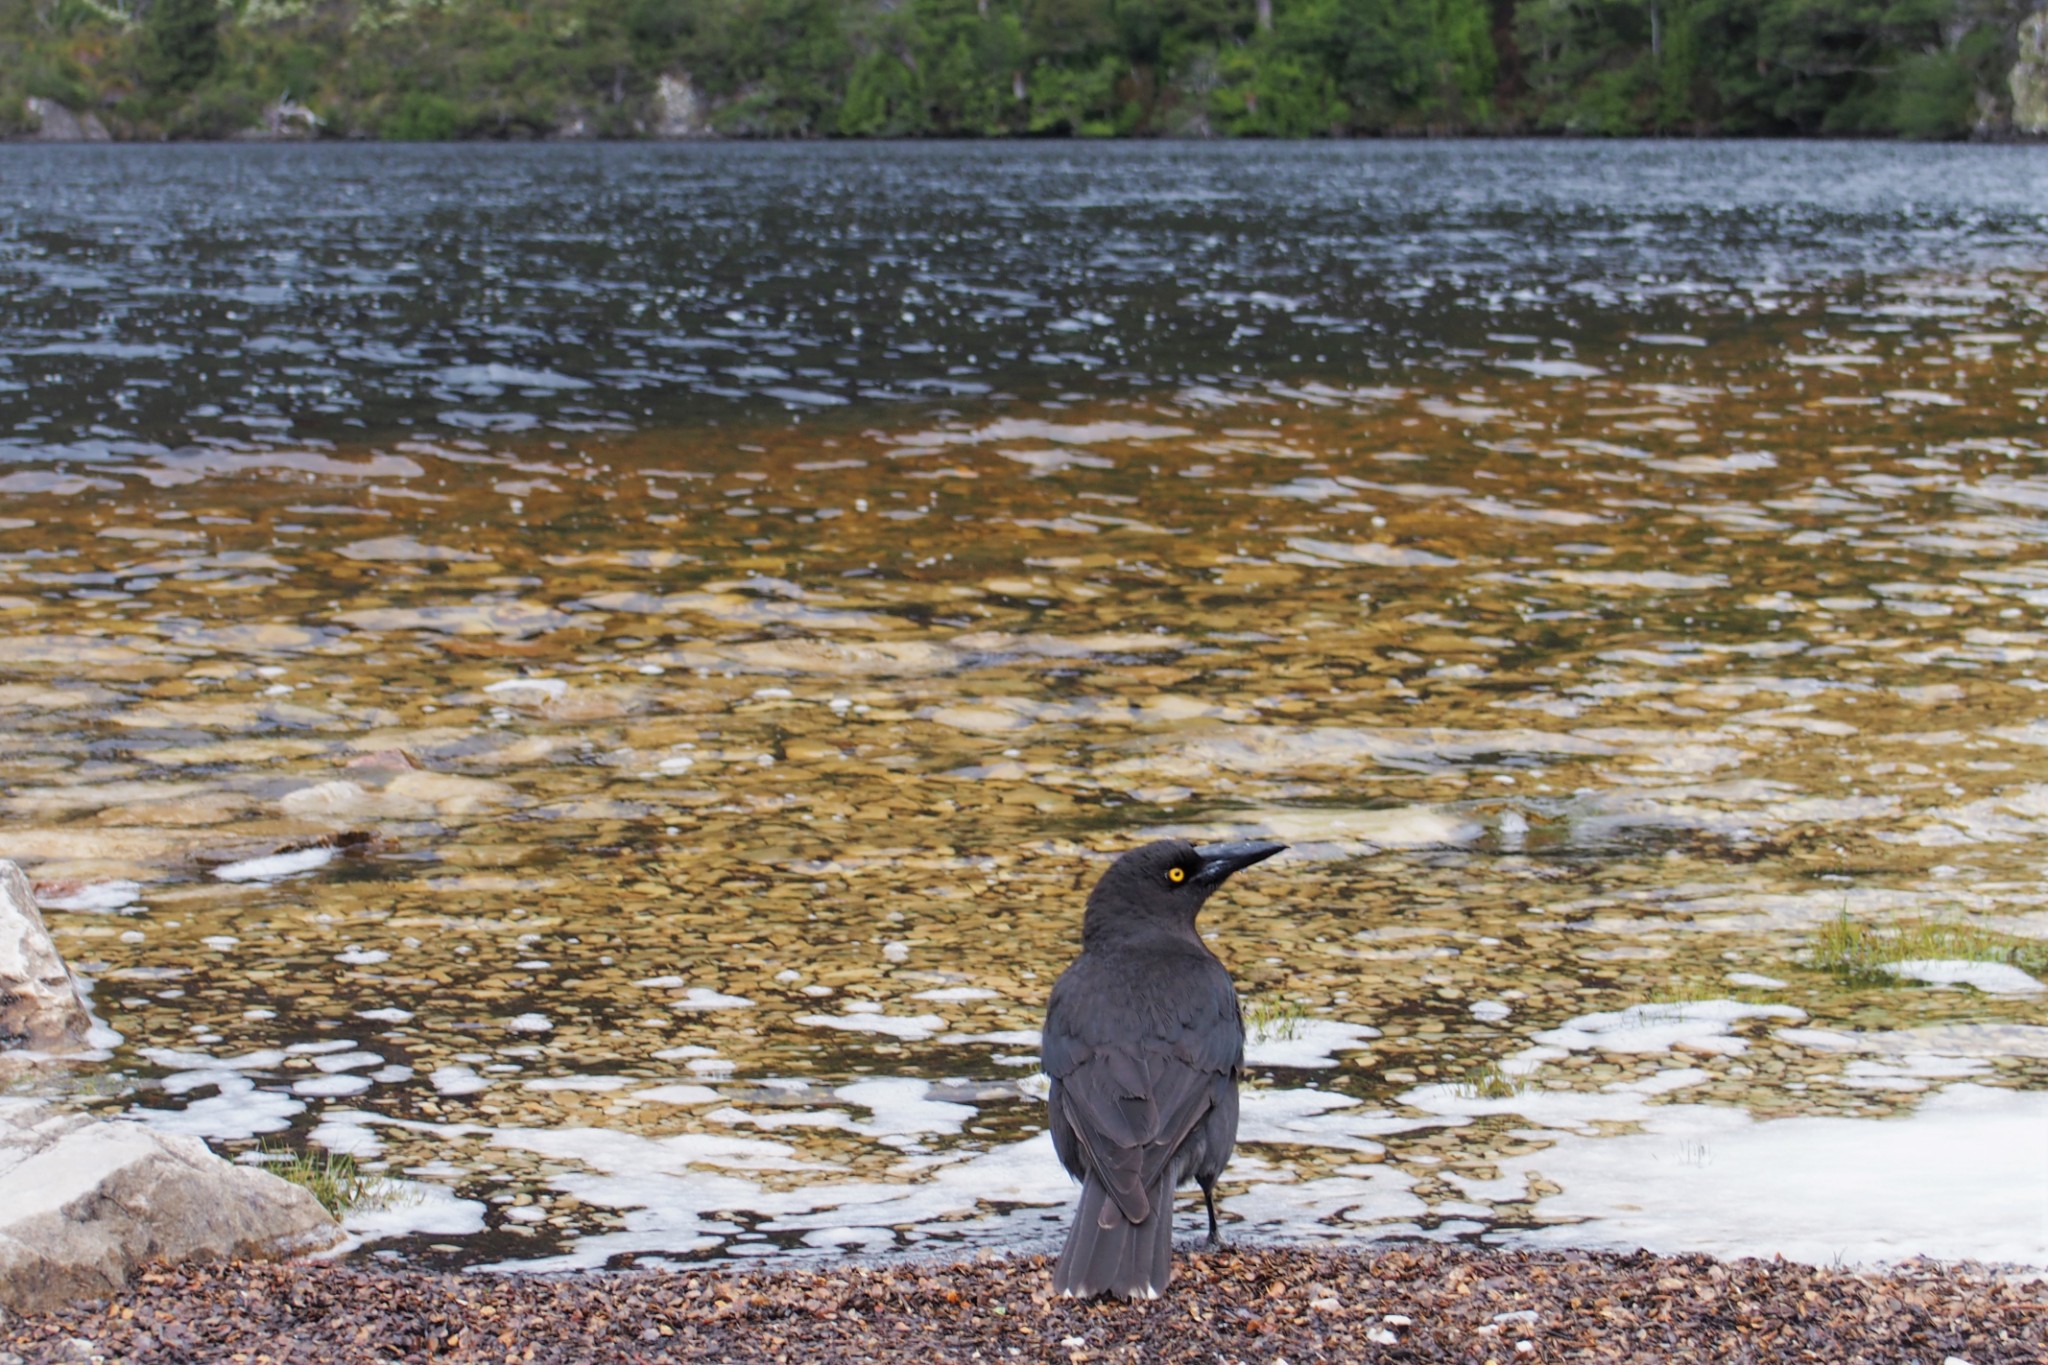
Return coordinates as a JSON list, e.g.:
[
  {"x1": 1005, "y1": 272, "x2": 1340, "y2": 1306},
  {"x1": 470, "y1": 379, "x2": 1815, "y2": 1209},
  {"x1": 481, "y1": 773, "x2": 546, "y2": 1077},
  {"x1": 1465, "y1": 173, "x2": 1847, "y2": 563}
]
[
  {"x1": 1244, "y1": 997, "x2": 1307, "y2": 1044},
  {"x1": 1452, "y1": 1061, "x2": 1527, "y2": 1101},
  {"x1": 257, "y1": 1142, "x2": 403, "y2": 1218},
  {"x1": 1810, "y1": 913, "x2": 2048, "y2": 987}
]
